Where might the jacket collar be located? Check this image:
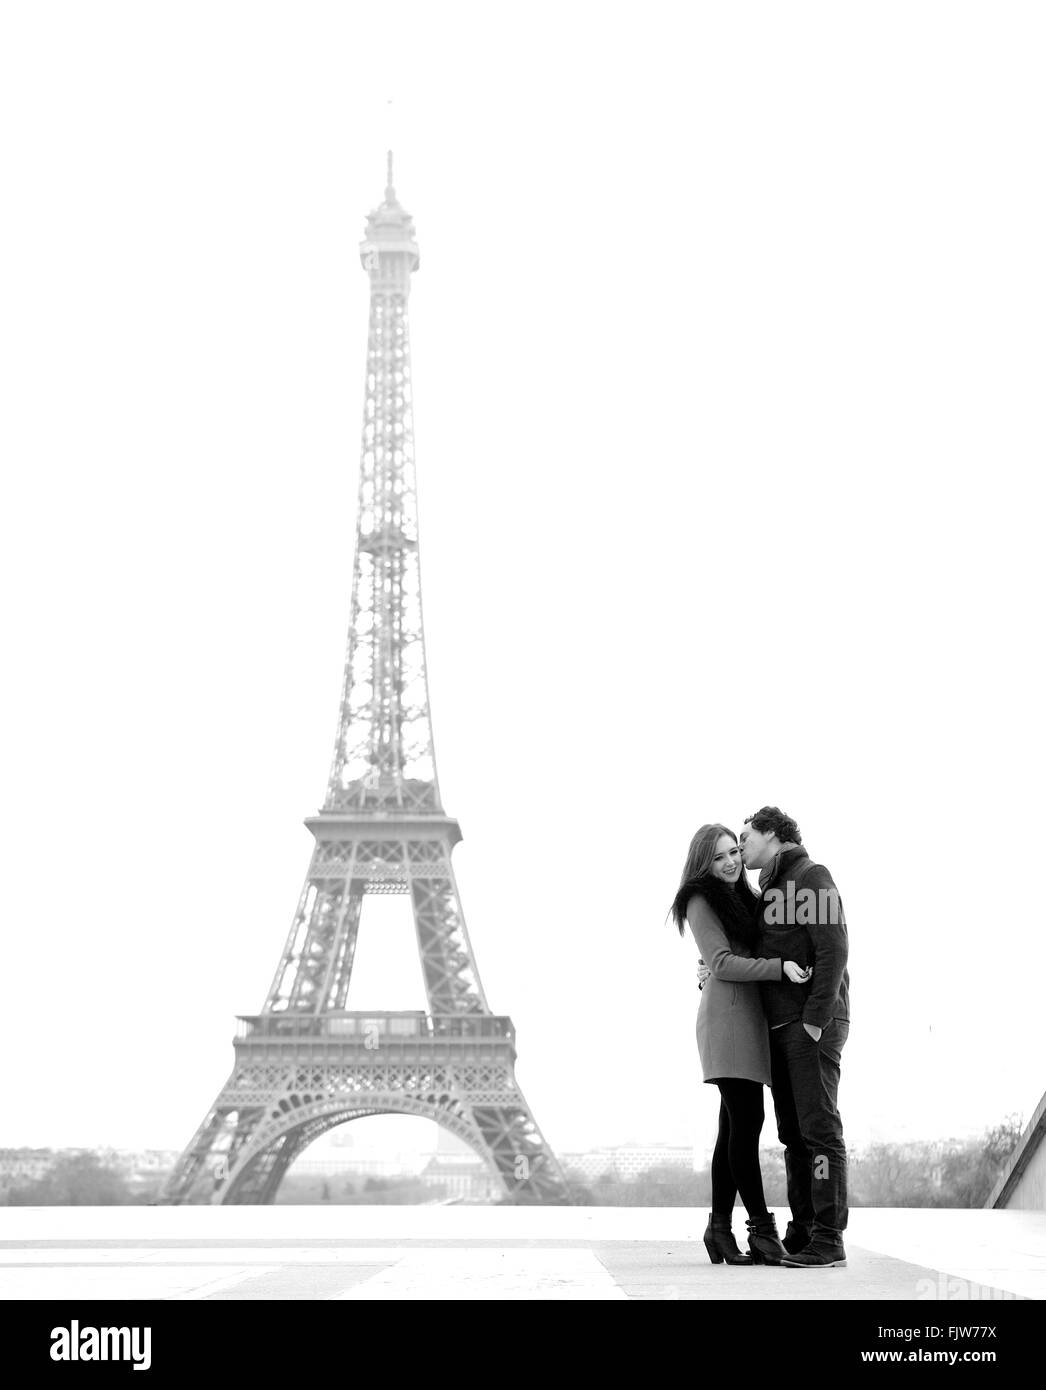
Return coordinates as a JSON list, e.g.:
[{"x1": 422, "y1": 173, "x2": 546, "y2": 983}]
[{"x1": 758, "y1": 844, "x2": 809, "y2": 892}]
